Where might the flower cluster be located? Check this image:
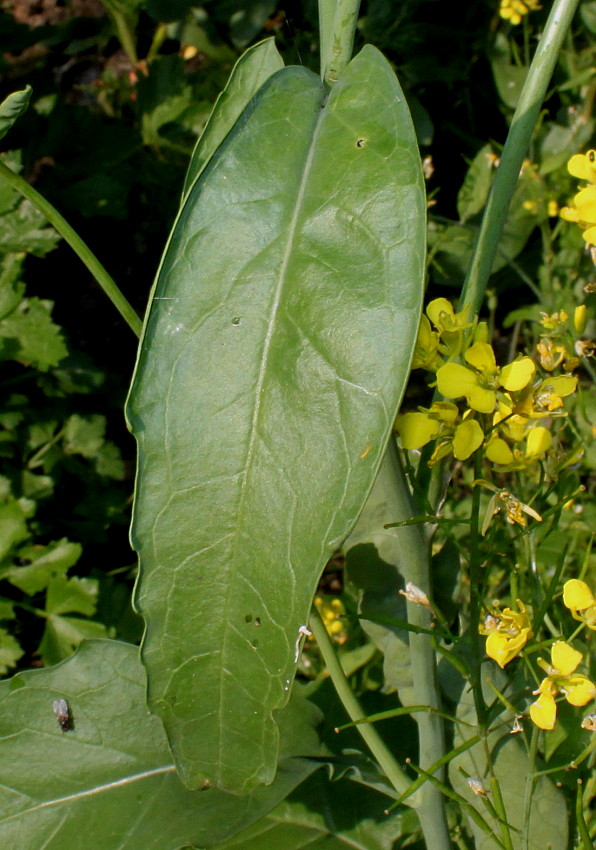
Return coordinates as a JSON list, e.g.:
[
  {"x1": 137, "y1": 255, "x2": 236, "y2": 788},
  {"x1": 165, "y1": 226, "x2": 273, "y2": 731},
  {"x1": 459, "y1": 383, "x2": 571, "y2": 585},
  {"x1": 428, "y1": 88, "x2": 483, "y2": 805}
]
[
  {"x1": 480, "y1": 581, "x2": 596, "y2": 731},
  {"x1": 314, "y1": 595, "x2": 348, "y2": 644},
  {"x1": 396, "y1": 299, "x2": 578, "y2": 496},
  {"x1": 560, "y1": 150, "x2": 596, "y2": 248},
  {"x1": 499, "y1": 0, "x2": 541, "y2": 26}
]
